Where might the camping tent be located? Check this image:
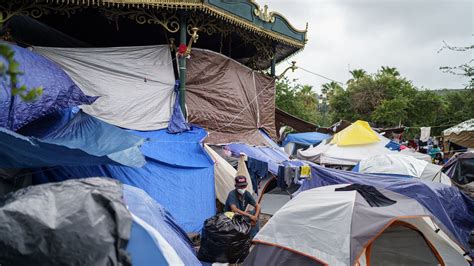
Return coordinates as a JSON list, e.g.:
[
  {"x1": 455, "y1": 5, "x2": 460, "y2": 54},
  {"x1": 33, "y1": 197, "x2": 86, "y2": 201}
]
[
  {"x1": 282, "y1": 132, "x2": 330, "y2": 156},
  {"x1": 246, "y1": 184, "x2": 469, "y2": 265},
  {"x1": 443, "y1": 152, "x2": 474, "y2": 197},
  {"x1": 356, "y1": 154, "x2": 451, "y2": 185},
  {"x1": 297, "y1": 164, "x2": 474, "y2": 256},
  {"x1": 443, "y1": 119, "x2": 474, "y2": 148},
  {"x1": 298, "y1": 120, "x2": 427, "y2": 166}
]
